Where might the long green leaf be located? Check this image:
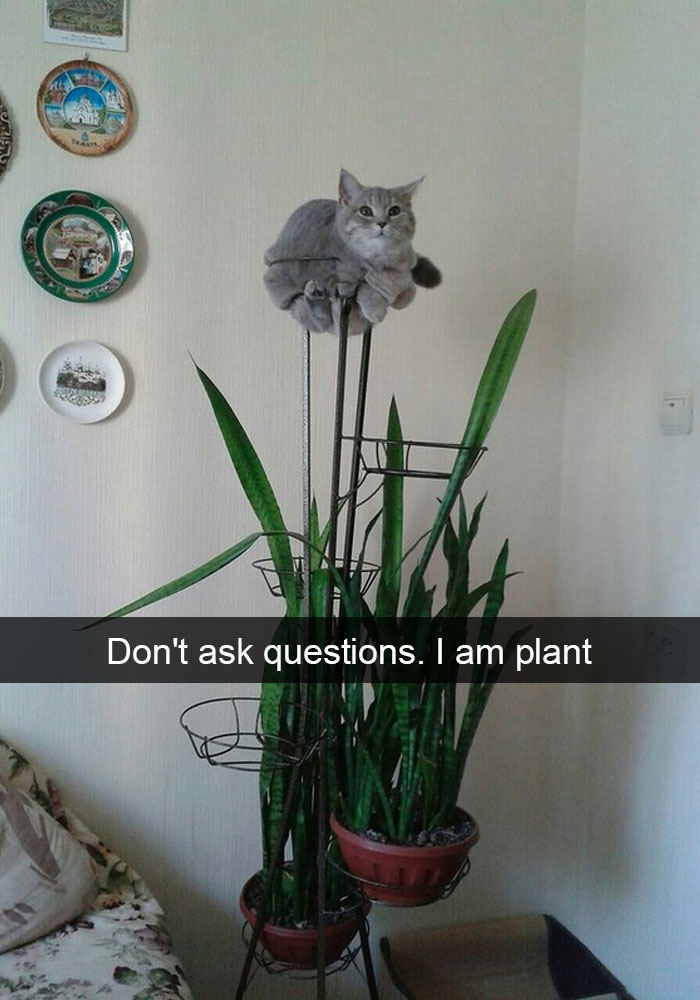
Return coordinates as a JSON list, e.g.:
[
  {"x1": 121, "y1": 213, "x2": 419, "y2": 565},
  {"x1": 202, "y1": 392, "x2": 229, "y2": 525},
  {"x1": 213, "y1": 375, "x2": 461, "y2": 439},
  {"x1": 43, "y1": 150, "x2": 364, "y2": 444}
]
[
  {"x1": 462, "y1": 290, "x2": 537, "y2": 447},
  {"x1": 441, "y1": 495, "x2": 487, "y2": 618},
  {"x1": 391, "y1": 682, "x2": 414, "y2": 838},
  {"x1": 90, "y1": 532, "x2": 261, "y2": 622},
  {"x1": 332, "y1": 687, "x2": 397, "y2": 840},
  {"x1": 376, "y1": 397, "x2": 404, "y2": 618},
  {"x1": 452, "y1": 540, "x2": 512, "y2": 796},
  {"x1": 402, "y1": 681, "x2": 441, "y2": 836},
  {"x1": 195, "y1": 362, "x2": 299, "y2": 617},
  {"x1": 403, "y1": 290, "x2": 535, "y2": 616},
  {"x1": 94, "y1": 526, "x2": 360, "y2": 625}
]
